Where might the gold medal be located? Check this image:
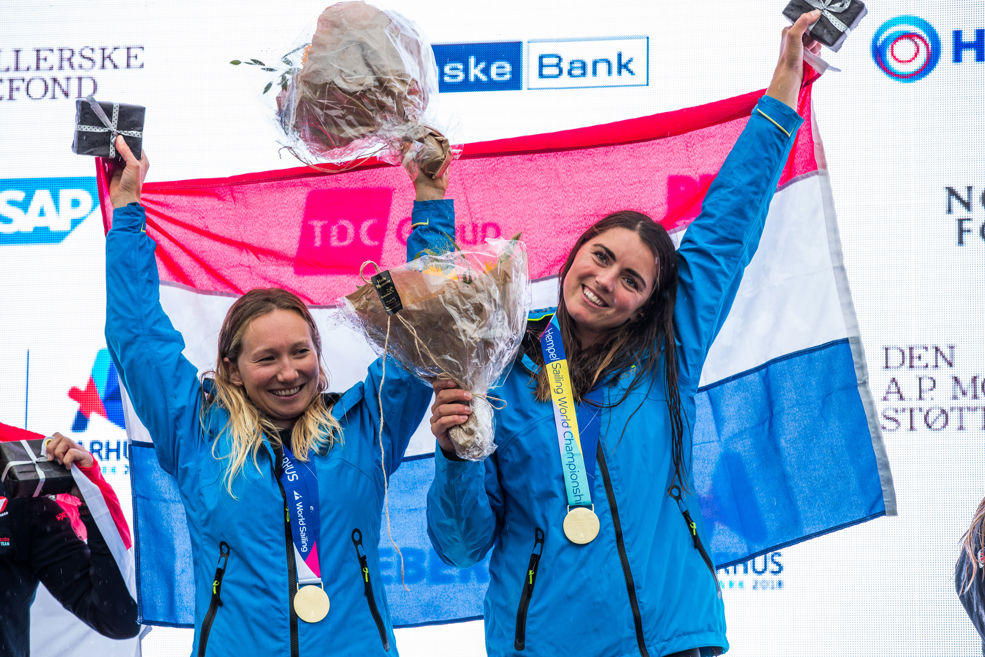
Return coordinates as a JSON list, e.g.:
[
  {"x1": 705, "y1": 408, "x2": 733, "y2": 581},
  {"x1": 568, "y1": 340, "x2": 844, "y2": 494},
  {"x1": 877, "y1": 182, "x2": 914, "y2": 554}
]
[
  {"x1": 563, "y1": 506, "x2": 600, "y2": 545},
  {"x1": 294, "y1": 584, "x2": 330, "y2": 623}
]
